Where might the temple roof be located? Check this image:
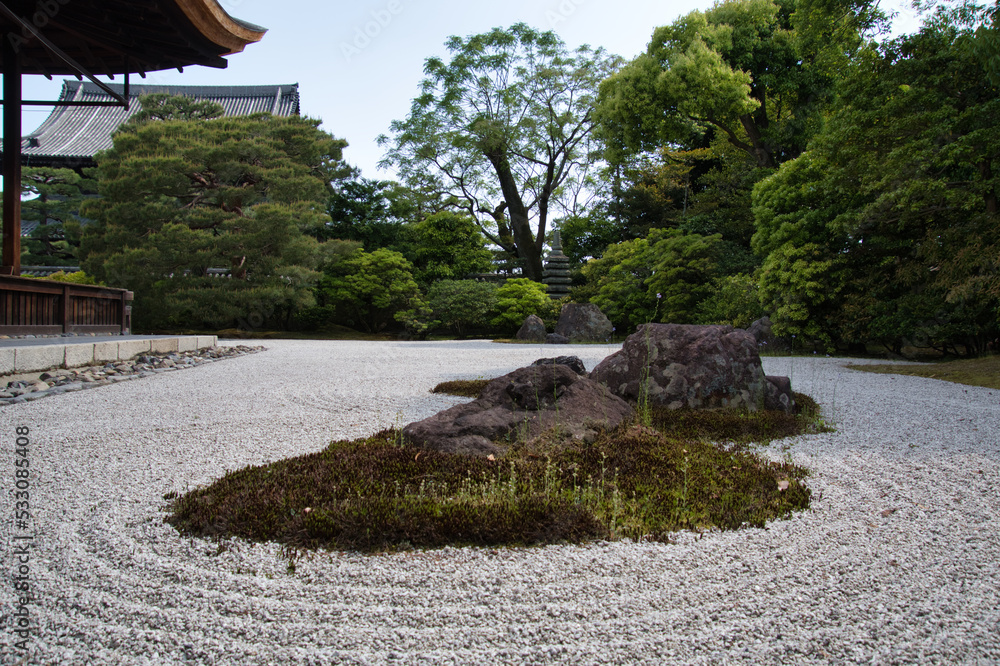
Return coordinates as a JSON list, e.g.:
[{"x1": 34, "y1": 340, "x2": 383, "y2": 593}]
[
  {"x1": 13, "y1": 81, "x2": 300, "y2": 168},
  {"x1": 0, "y1": 0, "x2": 266, "y2": 76}
]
